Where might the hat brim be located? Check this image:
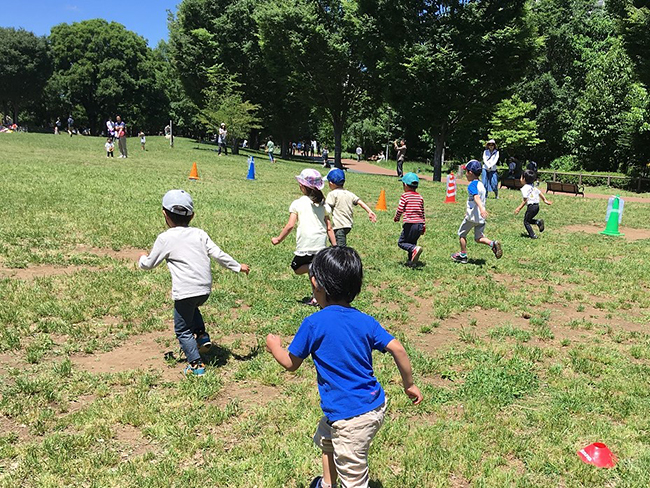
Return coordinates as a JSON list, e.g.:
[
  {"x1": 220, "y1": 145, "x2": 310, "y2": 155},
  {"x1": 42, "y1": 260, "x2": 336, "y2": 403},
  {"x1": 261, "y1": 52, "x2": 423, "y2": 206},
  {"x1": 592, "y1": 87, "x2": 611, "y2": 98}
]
[{"x1": 295, "y1": 175, "x2": 324, "y2": 190}]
